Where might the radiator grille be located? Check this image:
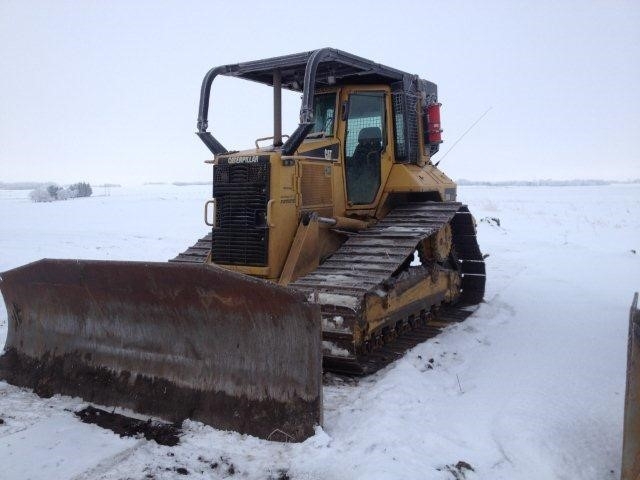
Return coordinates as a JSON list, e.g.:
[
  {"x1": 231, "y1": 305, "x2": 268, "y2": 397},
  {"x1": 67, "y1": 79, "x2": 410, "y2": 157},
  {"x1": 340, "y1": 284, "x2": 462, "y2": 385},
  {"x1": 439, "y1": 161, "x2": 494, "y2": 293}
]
[{"x1": 212, "y1": 157, "x2": 270, "y2": 266}]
